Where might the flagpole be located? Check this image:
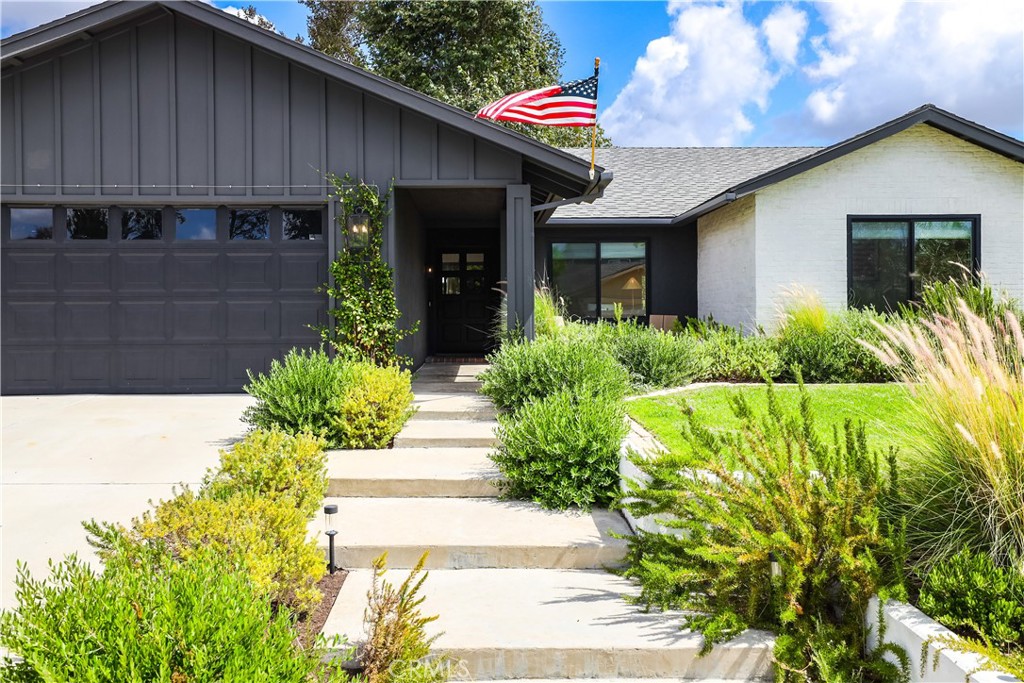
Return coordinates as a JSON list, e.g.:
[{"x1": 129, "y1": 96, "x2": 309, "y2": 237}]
[{"x1": 590, "y1": 57, "x2": 600, "y2": 179}]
